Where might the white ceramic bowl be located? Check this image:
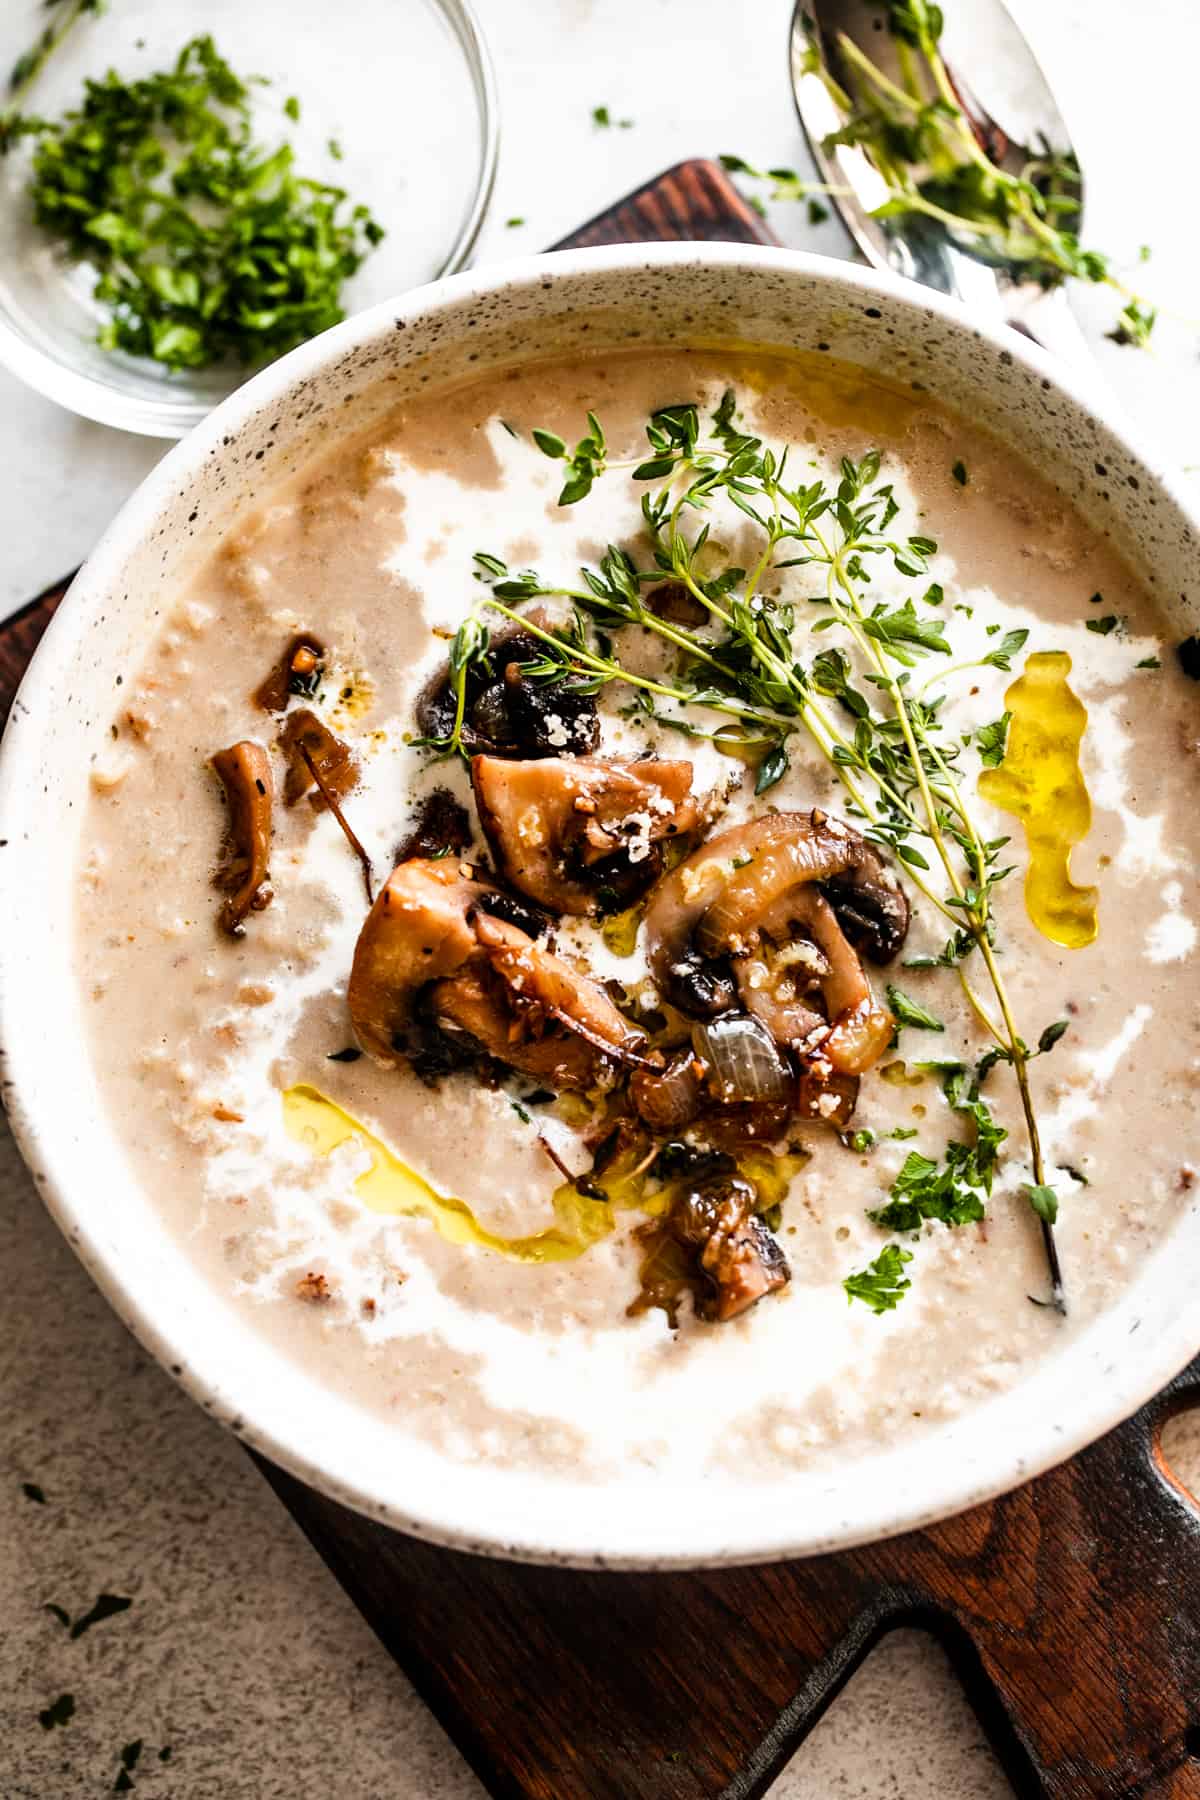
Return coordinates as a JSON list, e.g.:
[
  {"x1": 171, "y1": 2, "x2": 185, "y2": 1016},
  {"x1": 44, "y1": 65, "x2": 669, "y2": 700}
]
[{"x1": 2, "y1": 244, "x2": 1197, "y2": 1569}]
